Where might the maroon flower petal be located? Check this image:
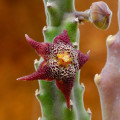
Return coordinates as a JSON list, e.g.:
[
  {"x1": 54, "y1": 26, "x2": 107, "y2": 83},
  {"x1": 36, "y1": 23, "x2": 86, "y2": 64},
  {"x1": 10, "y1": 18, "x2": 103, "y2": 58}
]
[
  {"x1": 18, "y1": 29, "x2": 90, "y2": 110},
  {"x1": 53, "y1": 30, "x2": 72, "y2": 46},
  {"x1": 17, "y1": 61, "x2": 53, "y2": 81},
  {"x1": 78, "y1": 51, "x2": 90, "y2": 69},
  {"x1": 25, "y1": 34, "x2": 51, "y2": 58},
  {"x1": 56, "y1": 77, "x2": 75, "y2": 110}
]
